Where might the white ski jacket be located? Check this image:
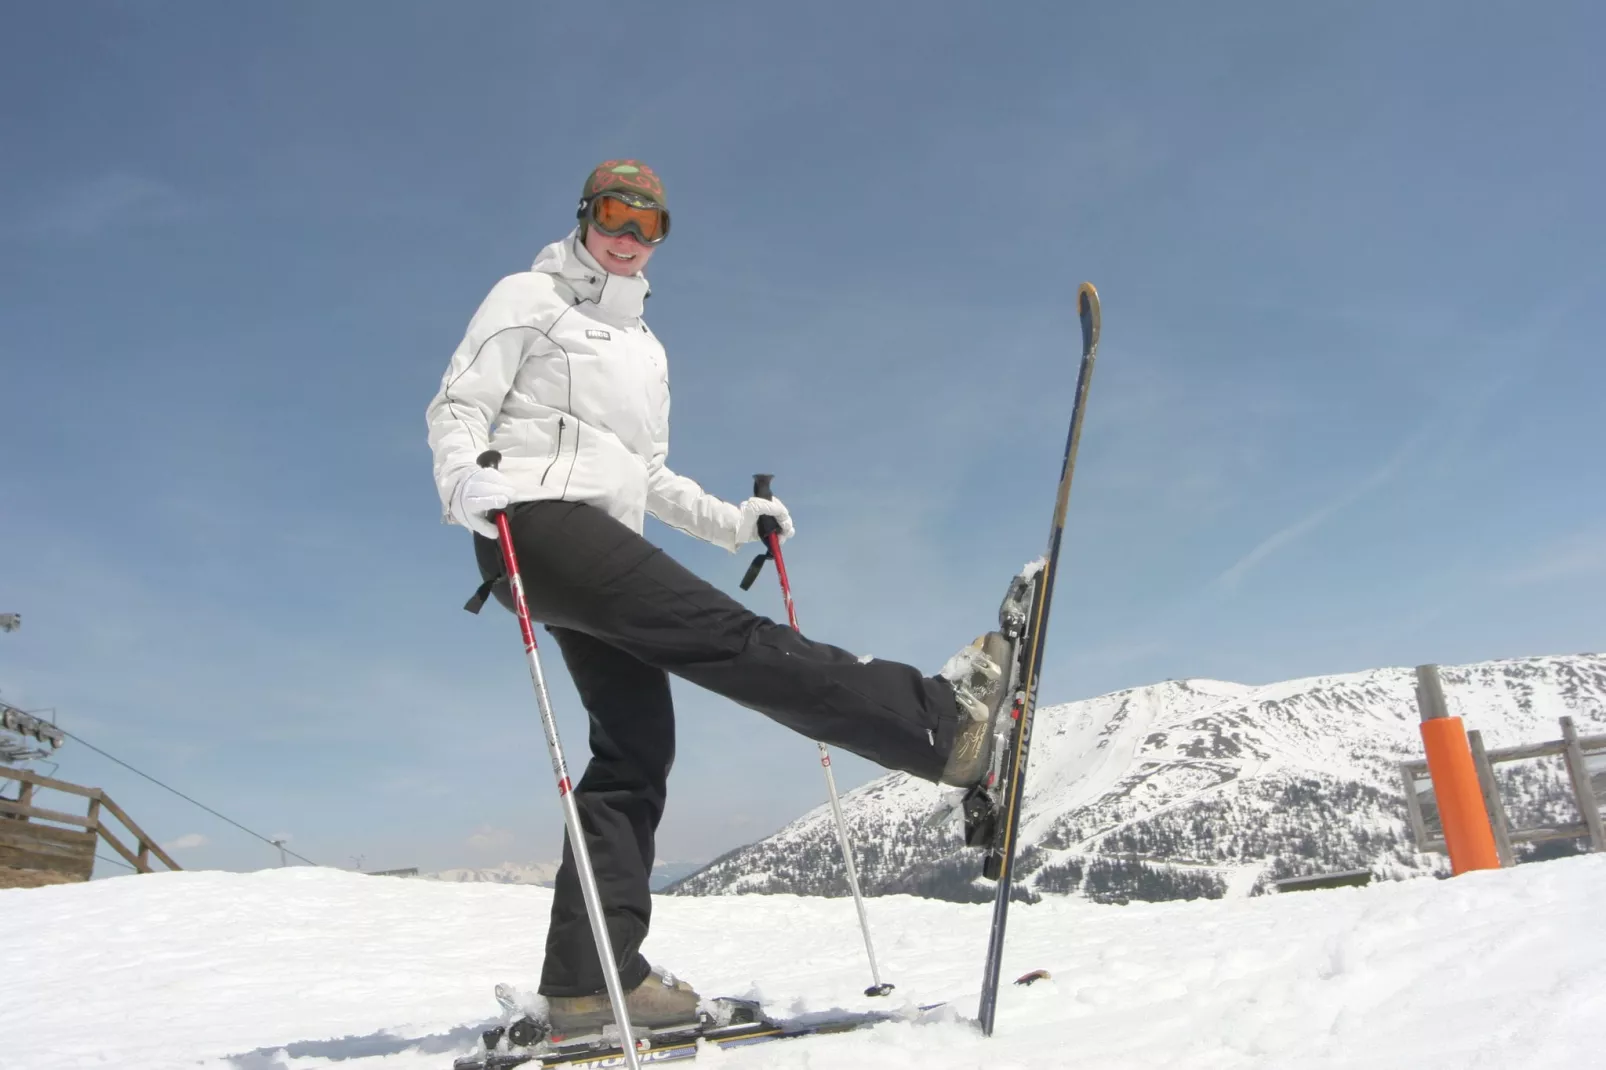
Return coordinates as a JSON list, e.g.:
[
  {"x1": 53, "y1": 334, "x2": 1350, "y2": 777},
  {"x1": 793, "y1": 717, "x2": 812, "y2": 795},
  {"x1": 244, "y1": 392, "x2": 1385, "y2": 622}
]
[{"x1": 426, "y1": 233, "x2": 744, "y2": 548}]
